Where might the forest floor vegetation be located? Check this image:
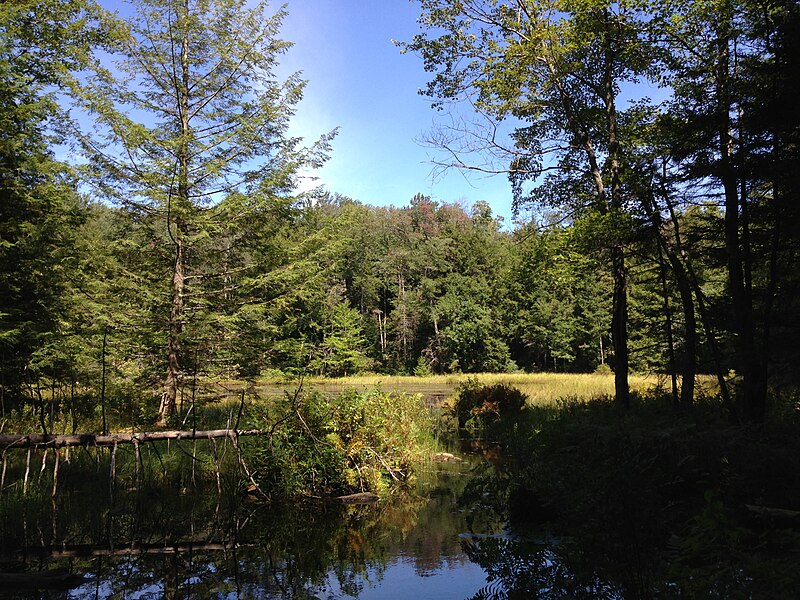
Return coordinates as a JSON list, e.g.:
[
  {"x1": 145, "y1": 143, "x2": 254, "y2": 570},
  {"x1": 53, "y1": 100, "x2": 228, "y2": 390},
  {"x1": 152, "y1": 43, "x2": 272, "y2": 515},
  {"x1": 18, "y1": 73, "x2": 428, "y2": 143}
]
[
  {"x1": 451, "y1": 381, "x2": 800, "y2": 598},
  {"x1": 0, "y1": 387, "x2": 438, "y2": 502}
]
